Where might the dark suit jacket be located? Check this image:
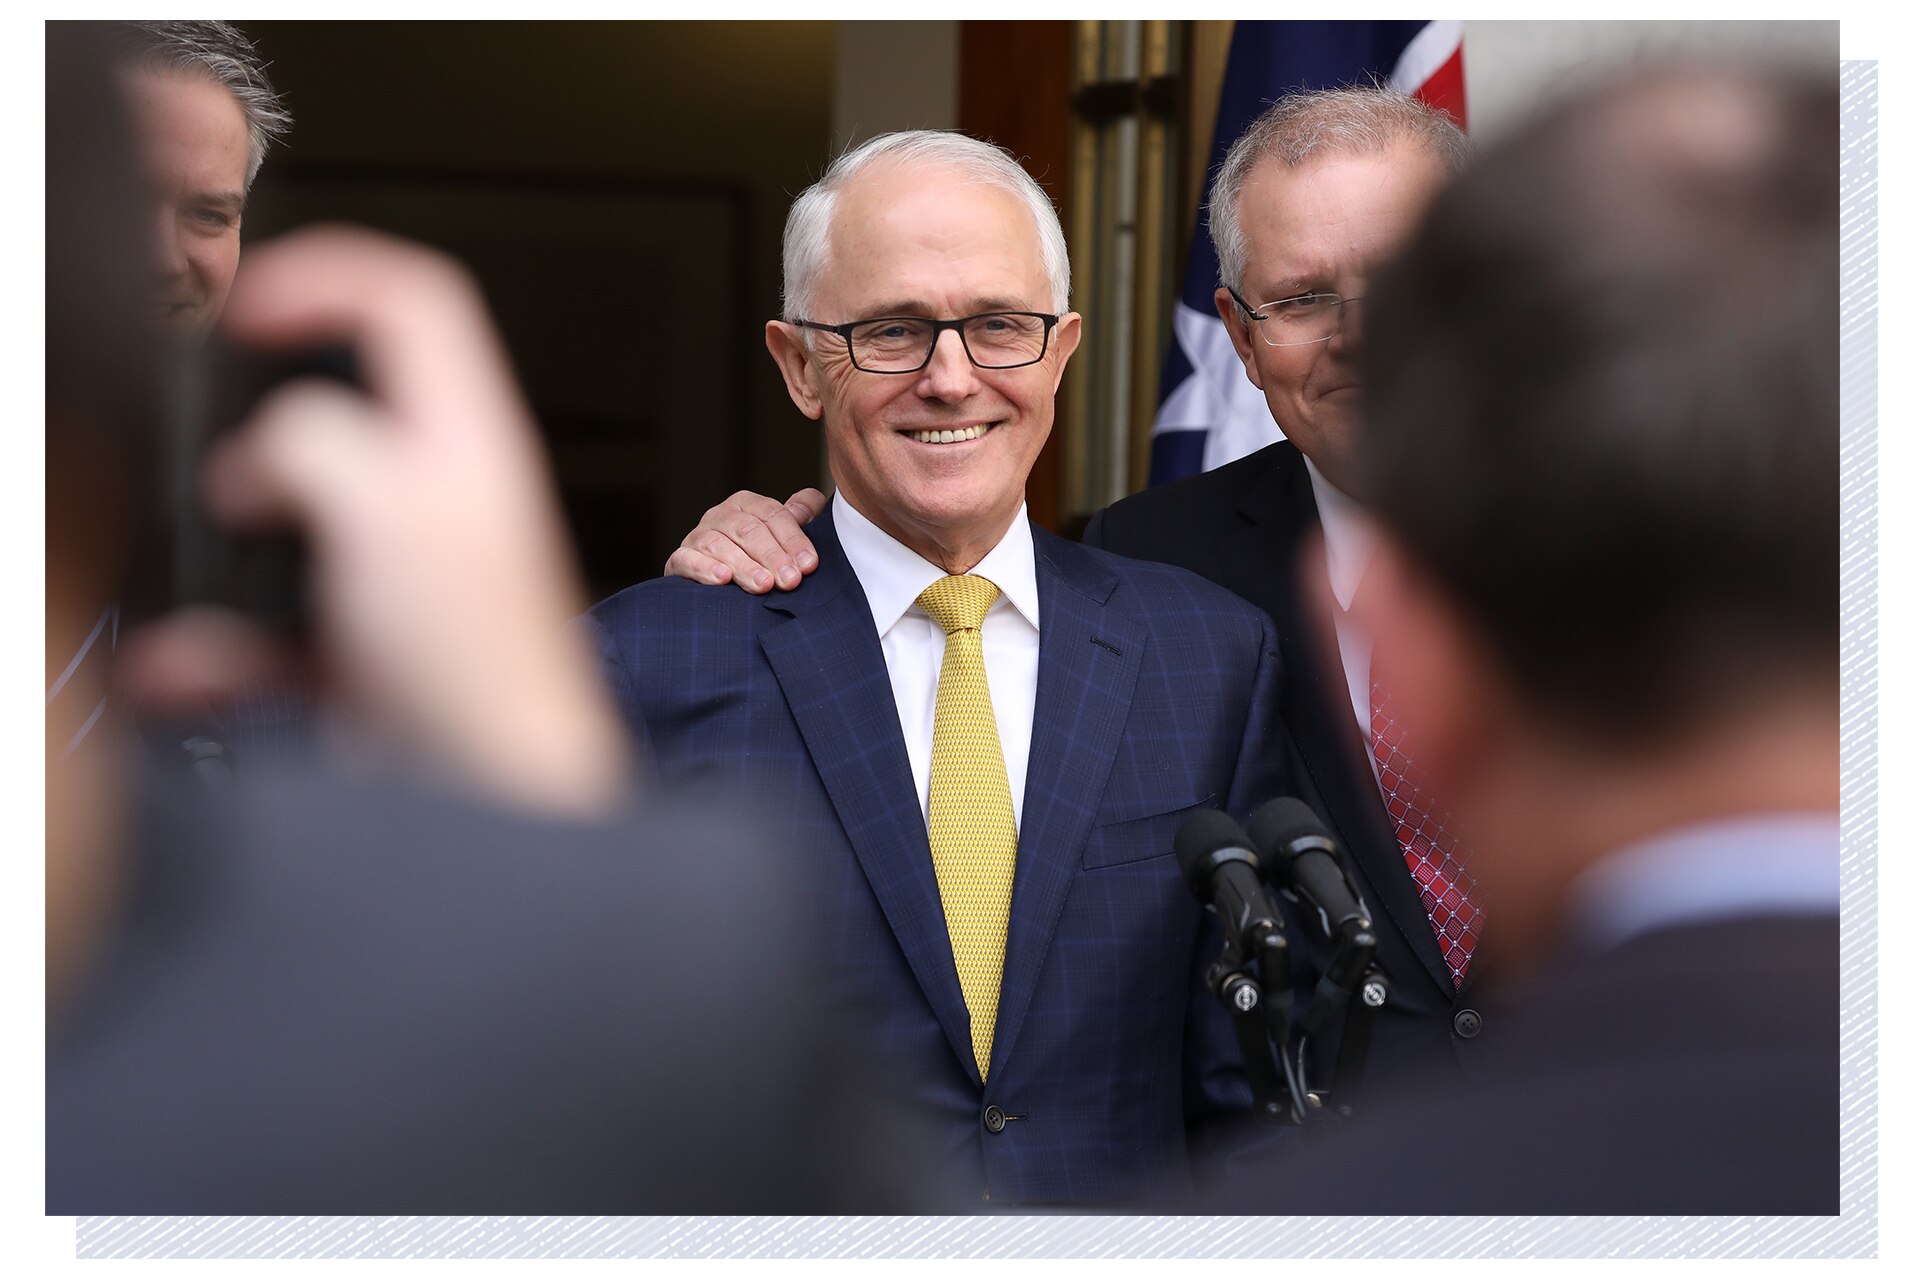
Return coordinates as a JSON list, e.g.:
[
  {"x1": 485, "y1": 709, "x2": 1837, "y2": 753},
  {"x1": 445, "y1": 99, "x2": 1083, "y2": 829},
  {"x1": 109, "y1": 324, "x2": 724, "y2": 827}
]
[
  {"x1": 1084, "y1": 442, "x2": 1484, "y2": 1098},
  {"x1": 588, "y1": 509, "x2": 1289, "y2": 1205},
  {"x1": 47, "y1": 758, "x2": 897, "y2": 1214},
  {"x1": 1214, "y1": 910, "x2": 1842, "y2": 1214}
]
